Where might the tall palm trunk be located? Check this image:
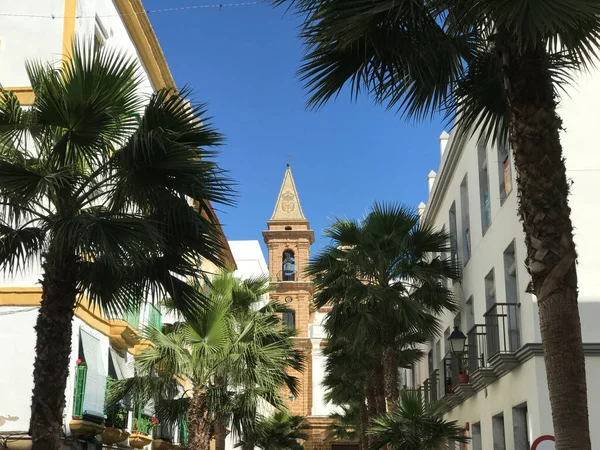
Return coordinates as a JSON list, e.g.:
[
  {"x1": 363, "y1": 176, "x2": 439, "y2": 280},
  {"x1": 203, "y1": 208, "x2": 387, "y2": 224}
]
[
  {"x1": 214, "y1": 420, "x2": 227, "y2": 450},
  {"x1": 30, "y1": 250, "x2": 78, "y2": 450},
  {"x1": 358, "y1": 400, "x2": 369, "y2": 450},
  {"x1": 373, "y1": 359, "x2": 386, "y2": 416},
  {"x1": 381, "y1": 344, "x2": 399, "y2": 412},
  {"x1": 497, "y1": 38, "x2": 590, "y2": 450},
  {"x1": 188, "y1": 393, "x2": 212, "y2": 450}
]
